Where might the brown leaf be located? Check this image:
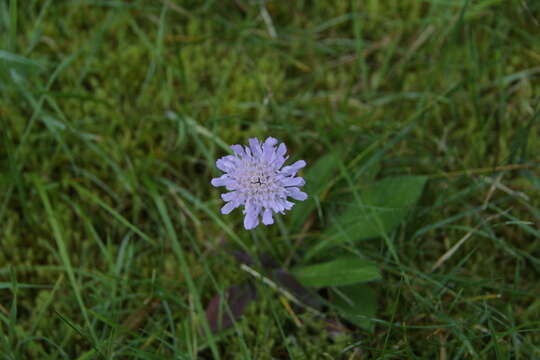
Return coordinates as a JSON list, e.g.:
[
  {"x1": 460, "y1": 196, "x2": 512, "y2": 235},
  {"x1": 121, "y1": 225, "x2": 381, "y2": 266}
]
[
  {"x1": 205, "y1": 282, "x2": 257, "y2": 333},
  {"x1": 271, "y1": 269, "x2": 323, "y2": 311}
]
